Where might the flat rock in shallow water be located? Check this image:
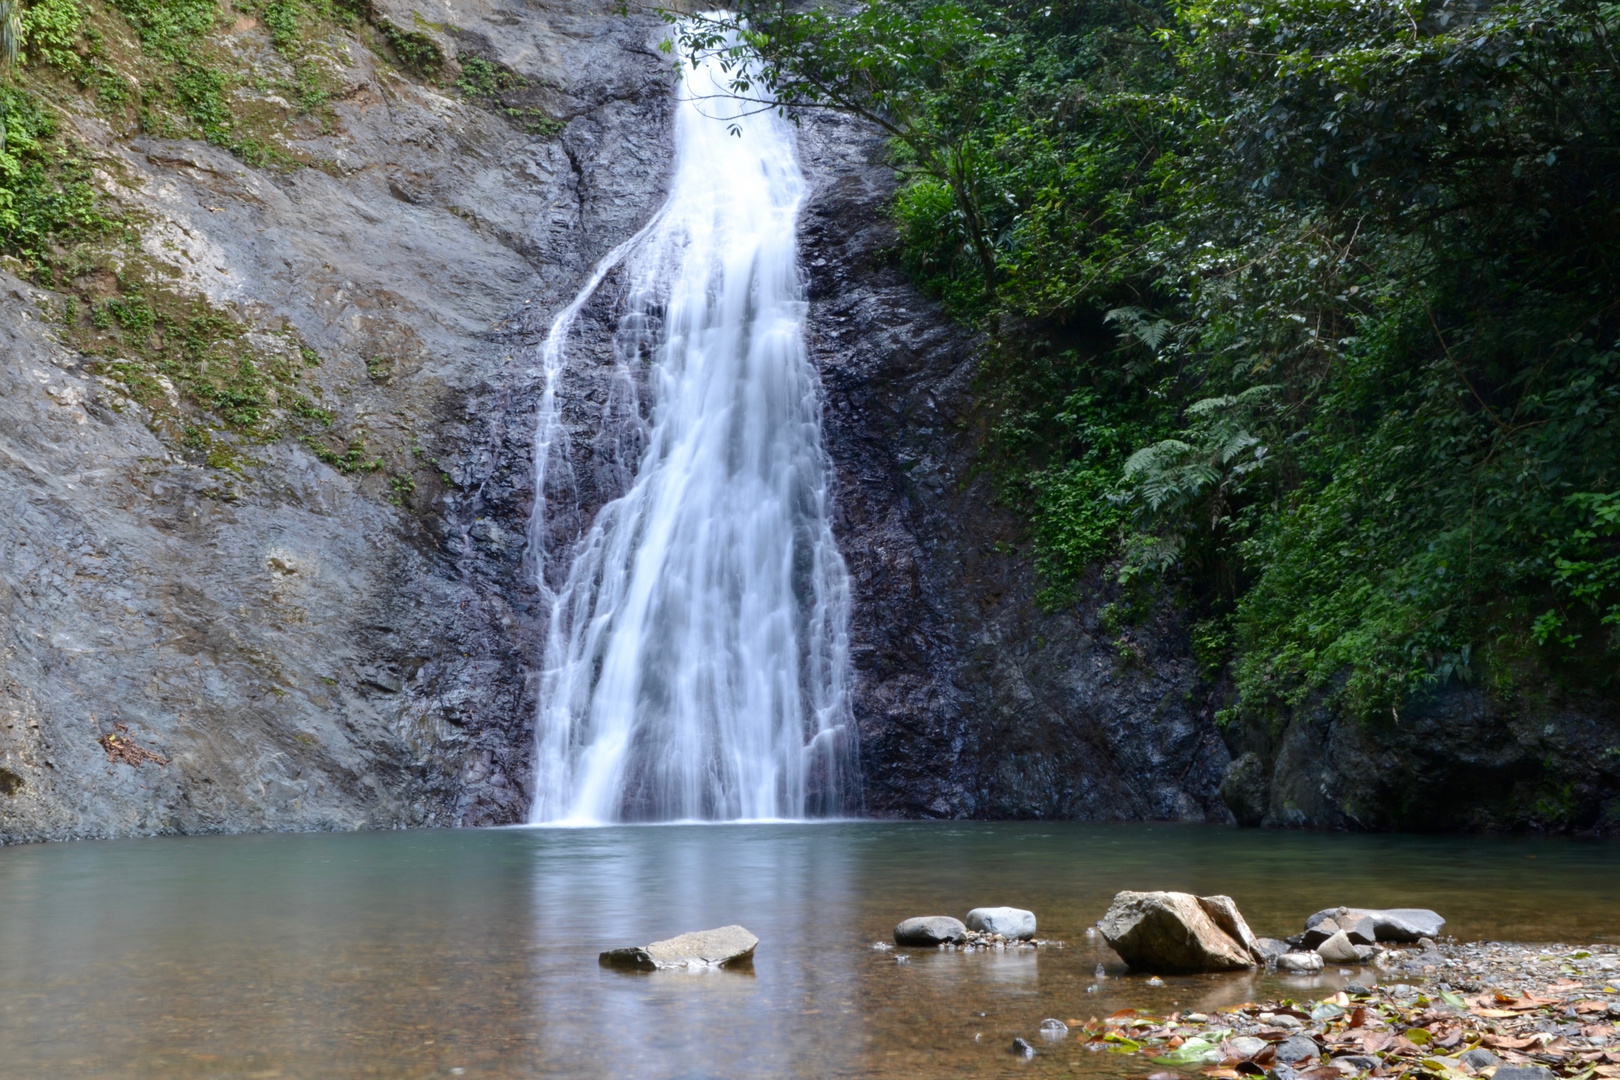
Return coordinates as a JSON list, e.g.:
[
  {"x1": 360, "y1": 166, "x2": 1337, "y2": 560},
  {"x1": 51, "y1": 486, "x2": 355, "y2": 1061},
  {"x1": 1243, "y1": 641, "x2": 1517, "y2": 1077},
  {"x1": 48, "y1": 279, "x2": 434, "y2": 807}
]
[
  {"x1": 599, "y1": 925, "x2": 758, "y2": 971},
  {"x1": 895, "y1": 916, "x2": 968, "y2": 945},
  {"x1": 1305, "y1": 907, "x2": 1445, "y2": 943},
  {"x1": 965, "y1": 906, "x2": 1037, "y2": 939}
]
